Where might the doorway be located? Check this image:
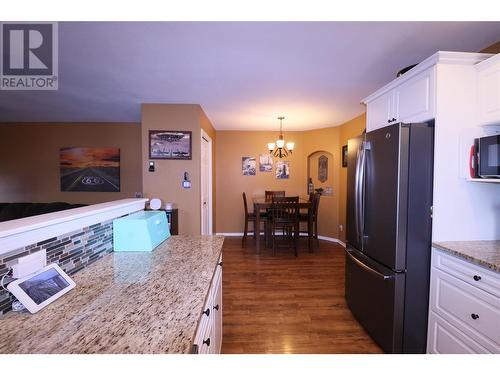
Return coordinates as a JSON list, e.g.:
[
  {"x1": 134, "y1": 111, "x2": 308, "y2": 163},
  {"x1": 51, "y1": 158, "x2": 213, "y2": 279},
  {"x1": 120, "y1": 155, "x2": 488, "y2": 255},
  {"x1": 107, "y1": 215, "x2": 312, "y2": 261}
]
[{"x1": 201, "y1": 129, "x2": 213, "y2": 235}]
